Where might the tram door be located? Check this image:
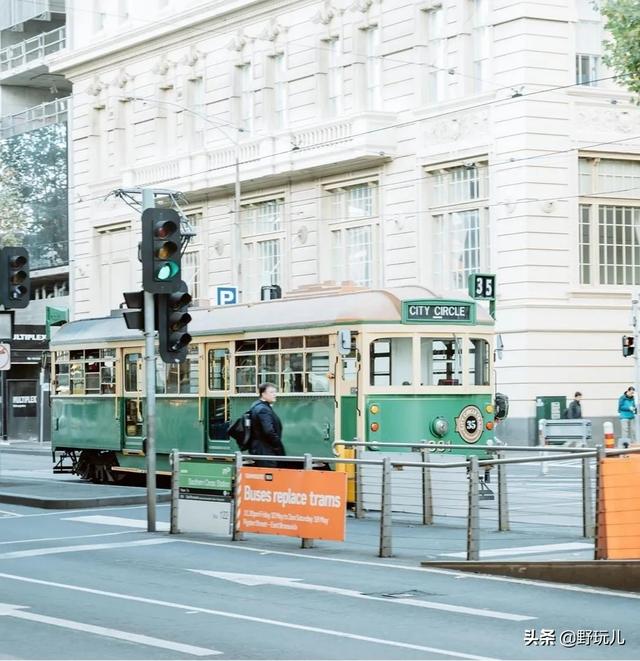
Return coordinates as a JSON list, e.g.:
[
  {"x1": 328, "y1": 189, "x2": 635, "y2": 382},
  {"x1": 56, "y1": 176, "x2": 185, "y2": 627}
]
[
  {"x1": 205, "y1": 344, "x2": 231, "y2": 452},
  {"x1": 122, "y1": 351, "x2": 144, "y2": 452}
]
